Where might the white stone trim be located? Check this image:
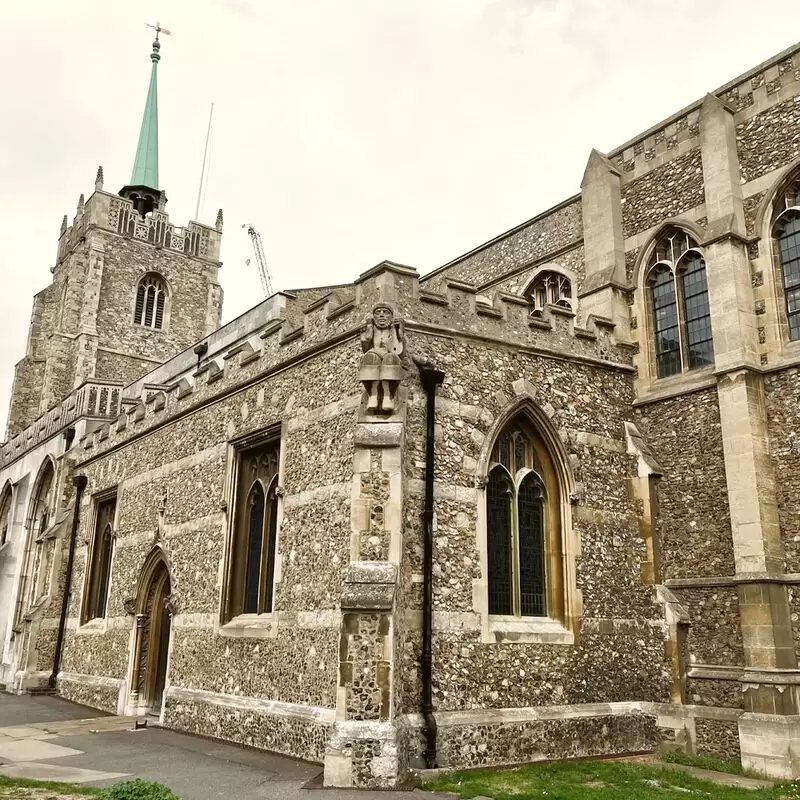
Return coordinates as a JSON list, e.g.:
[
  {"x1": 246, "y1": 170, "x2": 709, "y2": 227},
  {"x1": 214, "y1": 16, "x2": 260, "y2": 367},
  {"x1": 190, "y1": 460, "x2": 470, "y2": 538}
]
[
  {"x1": 166, "y1": 685, "x2": 336, "y2": 724},
  {"x1": 59, "y1": 671, "x2": 125, "y2": 689},
  {"x1": 486, "y1": 615, "x2": 574, "y2": 645}
]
